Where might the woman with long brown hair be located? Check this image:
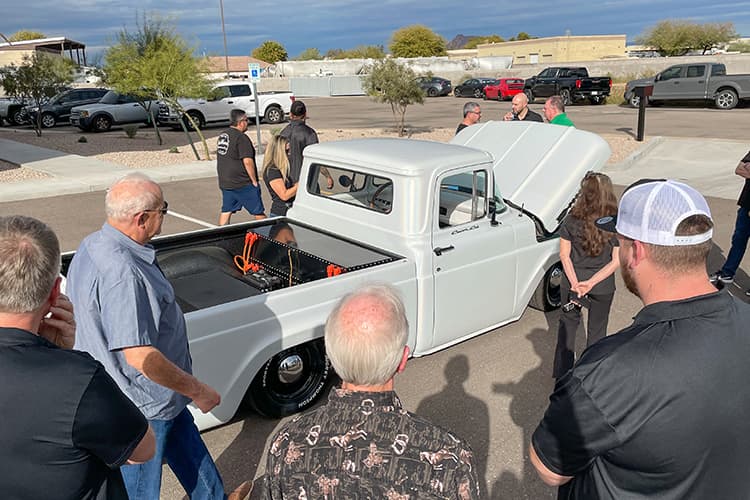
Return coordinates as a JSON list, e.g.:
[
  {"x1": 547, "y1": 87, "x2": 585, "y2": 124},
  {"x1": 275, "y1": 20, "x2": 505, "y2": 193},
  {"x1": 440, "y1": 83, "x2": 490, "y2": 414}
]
[
  {"x1": 553, "y1": 172, "x2": 620, "y2": 379},
  {"x1": 263, "y1": 135, "x2": 298, "y2": 217}
]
